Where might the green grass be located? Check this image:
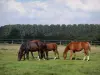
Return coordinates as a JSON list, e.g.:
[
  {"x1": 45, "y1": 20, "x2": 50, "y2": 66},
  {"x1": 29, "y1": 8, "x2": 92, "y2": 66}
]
[{"x1": 0, "y1": 44, "x2": 100, "y2": 75}]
